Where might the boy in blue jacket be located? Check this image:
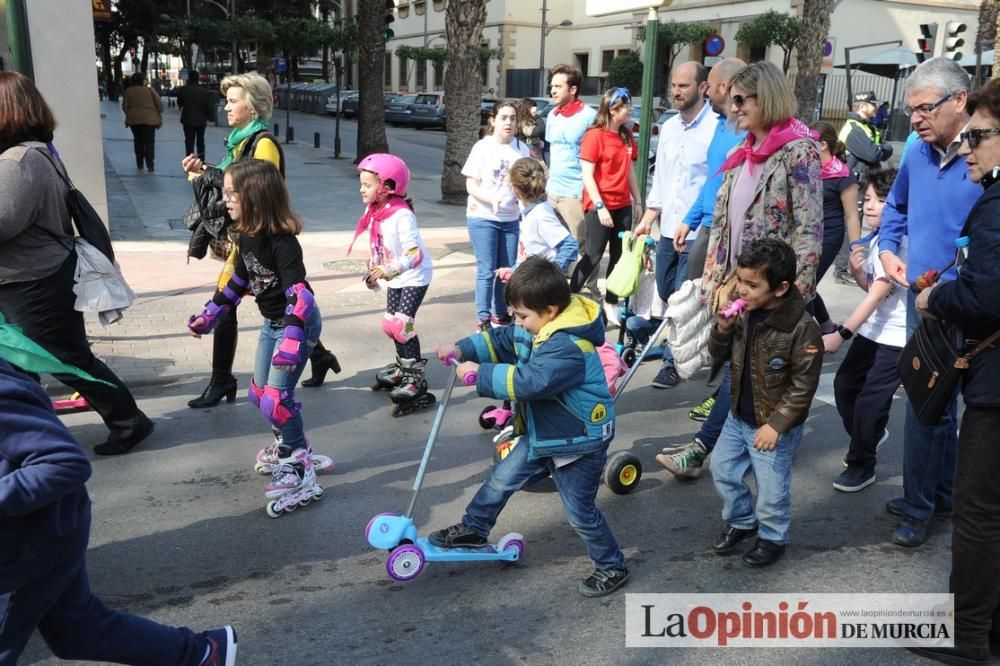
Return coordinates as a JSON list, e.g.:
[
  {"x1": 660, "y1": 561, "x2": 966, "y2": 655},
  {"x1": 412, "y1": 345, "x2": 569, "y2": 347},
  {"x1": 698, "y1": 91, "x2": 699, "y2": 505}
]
[
  {"x1": 431, "y1": 256, "x2": 628, "y2": 598},
  {"x1": 0, "y1": 322, "x2": 236, "y2": 665}
]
